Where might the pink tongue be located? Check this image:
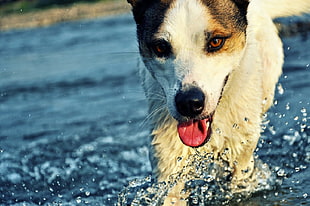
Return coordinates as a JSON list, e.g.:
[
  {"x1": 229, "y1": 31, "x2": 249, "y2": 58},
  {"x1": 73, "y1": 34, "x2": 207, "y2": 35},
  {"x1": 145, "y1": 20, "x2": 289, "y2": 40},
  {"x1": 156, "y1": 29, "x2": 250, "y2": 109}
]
[{"x1": 177, "y1": 119, "x2": 210, "y2": 147}]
